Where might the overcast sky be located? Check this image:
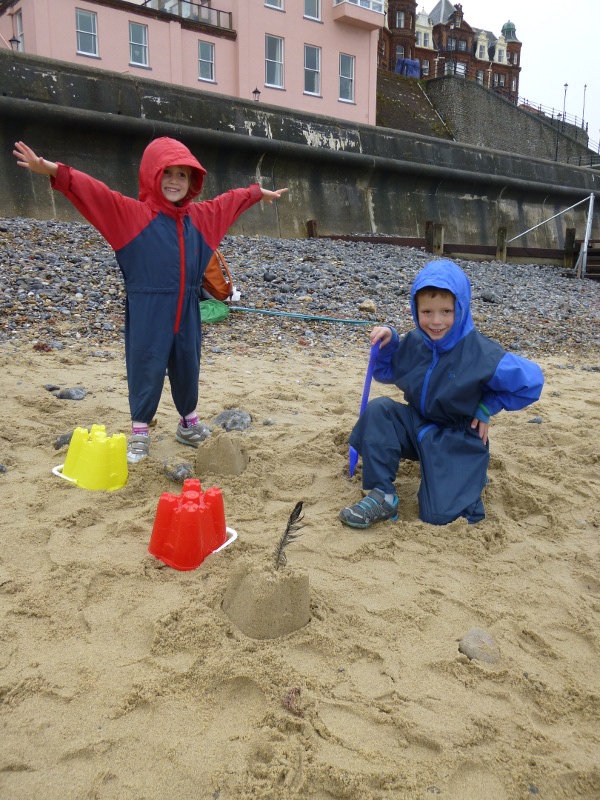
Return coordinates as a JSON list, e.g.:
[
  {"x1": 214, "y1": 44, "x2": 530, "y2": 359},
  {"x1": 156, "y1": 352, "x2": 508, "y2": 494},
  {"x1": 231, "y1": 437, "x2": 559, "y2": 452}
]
[{"x1": 460, "y1": 0, "x2": 599, "y2": 152}]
